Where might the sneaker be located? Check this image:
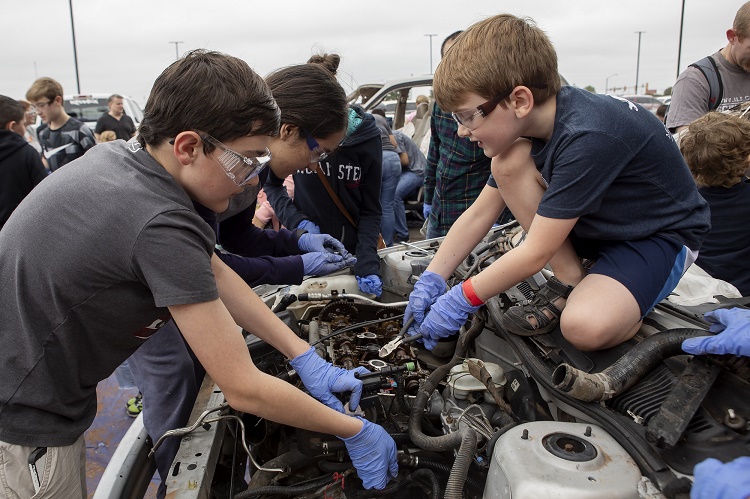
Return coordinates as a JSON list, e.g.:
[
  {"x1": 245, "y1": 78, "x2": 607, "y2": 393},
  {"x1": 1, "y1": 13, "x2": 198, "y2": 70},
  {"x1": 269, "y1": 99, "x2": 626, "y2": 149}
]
[{"x1": 126, "y1": 392, "x2": 143, "y2": 418}]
